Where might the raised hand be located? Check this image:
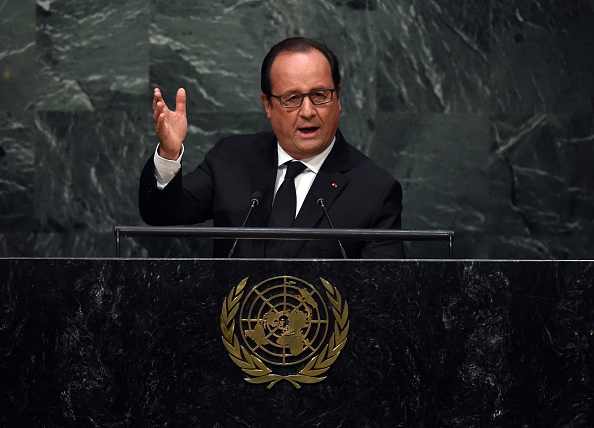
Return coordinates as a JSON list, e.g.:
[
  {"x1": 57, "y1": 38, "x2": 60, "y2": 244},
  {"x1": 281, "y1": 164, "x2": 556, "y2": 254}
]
[{"x1": 153, "y1": 87, "x2": 188, "y2": 160}]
